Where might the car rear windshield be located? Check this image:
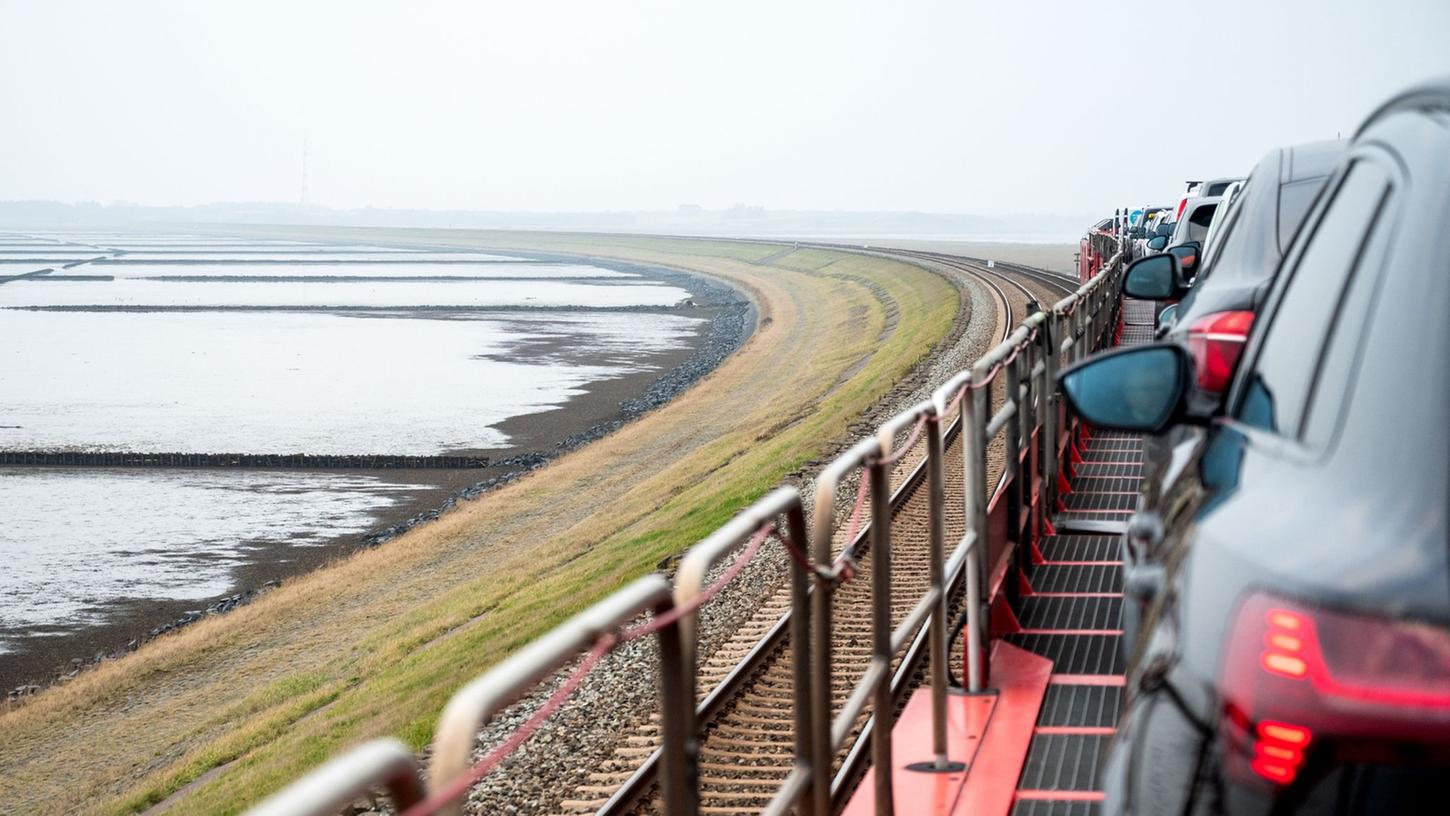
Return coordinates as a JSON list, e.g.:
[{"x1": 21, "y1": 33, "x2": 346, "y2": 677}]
[{"x1": 1277, "y1": 177, "x2": 1328, "y2": 253}]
